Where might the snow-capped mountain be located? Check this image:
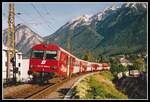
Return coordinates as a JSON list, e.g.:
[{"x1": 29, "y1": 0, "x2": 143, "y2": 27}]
[
  {"x1": 66, "y1": 14, "x2": 92, "y2": 30},
  {"x1": 3, "y1": 24, "x2": 44, "y2": 57},
  {"x1": 59, "y1": 2, "x2": 147, "y2": 31},
  {"x1": 90, "y1": 4, "x2": 119, "y2": 24},
  {"x1": 2, "y1": 2, "x2": 147, "y2": 58},
  {"x1": 122, "y1": 2, "x2": 147, "y2": 9},
  {"x1": 55, "y1": 3, "x2": 121, "y2": 32},
  {"x1": 46, "y1": 2, "x2": 147, "y2": 58}
]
